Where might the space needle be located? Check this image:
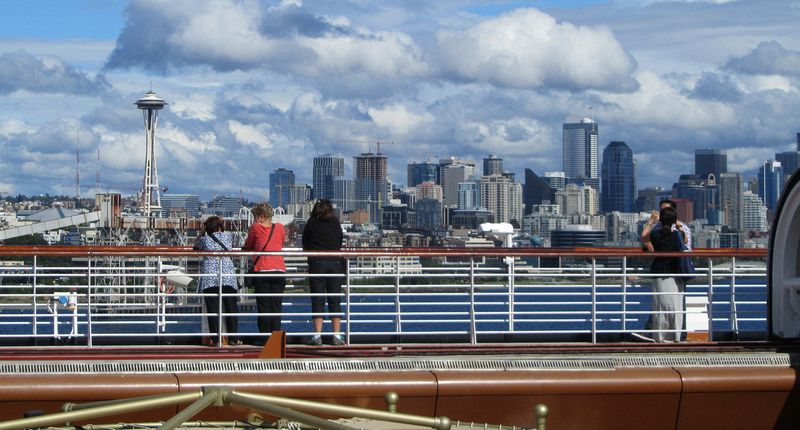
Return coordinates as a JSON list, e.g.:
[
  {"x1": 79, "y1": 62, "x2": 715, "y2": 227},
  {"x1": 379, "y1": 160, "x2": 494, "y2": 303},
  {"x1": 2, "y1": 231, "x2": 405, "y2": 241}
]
[{"x1": 135, "y1": 90, "x2": 167, "y2": 218}]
